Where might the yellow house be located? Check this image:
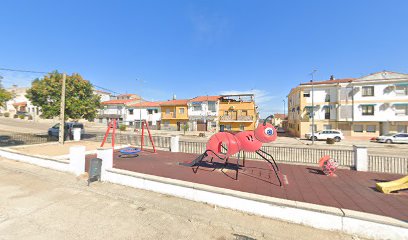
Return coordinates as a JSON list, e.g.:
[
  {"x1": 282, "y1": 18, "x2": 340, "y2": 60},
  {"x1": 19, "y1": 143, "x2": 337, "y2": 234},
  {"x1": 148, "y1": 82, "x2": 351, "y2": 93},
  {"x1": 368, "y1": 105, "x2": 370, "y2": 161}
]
[
  {"x1": 160, "y1": 99, "x2": 189, "y2": 131},
  {"x1": 218, "y1": 94, "x2": 257, "y2": 132}
]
